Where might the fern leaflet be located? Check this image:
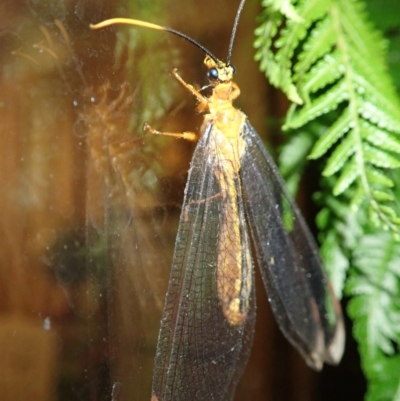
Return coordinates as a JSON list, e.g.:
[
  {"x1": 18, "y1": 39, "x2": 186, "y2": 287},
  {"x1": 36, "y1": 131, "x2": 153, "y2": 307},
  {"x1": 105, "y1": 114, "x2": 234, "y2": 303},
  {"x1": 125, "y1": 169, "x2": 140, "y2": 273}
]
[{"x1": 347, "y1": 232, "x2": 400, "y2": 401}]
